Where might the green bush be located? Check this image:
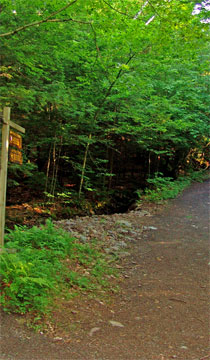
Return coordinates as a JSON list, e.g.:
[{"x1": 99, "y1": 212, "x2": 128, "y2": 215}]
[
  {"x1": 142, "y1": 170, "x2": 208, "y2": 202},
  {"x1": 0, "y1": 220, "x2": 116, "y2": 317},
  {"x1": 0, "y1": 252, "x2": 54, "y2": 314}
]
